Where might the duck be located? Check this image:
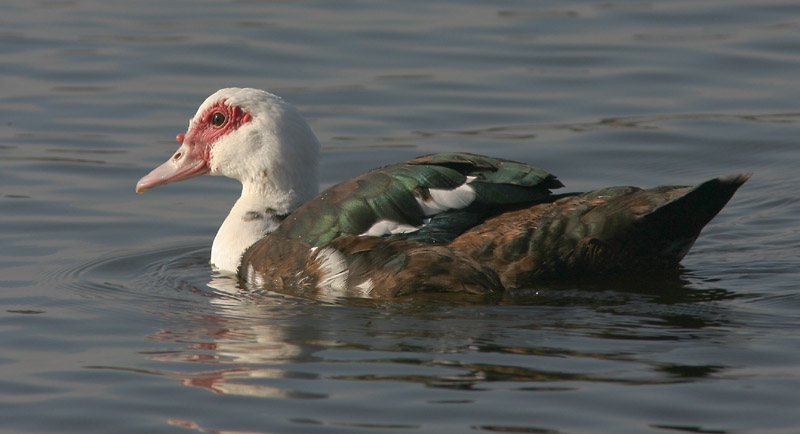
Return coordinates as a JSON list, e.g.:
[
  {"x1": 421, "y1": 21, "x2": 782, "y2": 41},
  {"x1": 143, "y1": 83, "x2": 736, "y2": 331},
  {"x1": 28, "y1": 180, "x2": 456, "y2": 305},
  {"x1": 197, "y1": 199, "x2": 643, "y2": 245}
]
[{"x1": 136, "y1": 88, "x2": 748, "y2": 298}]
